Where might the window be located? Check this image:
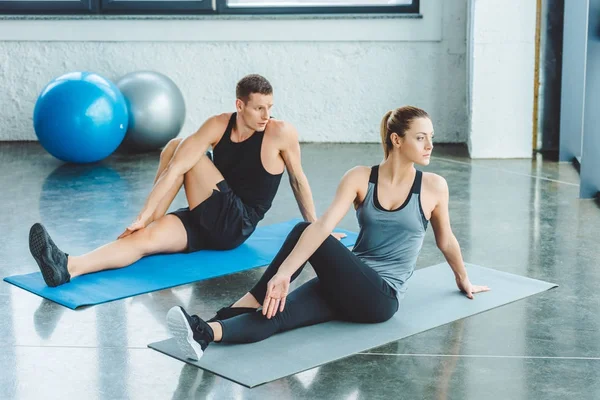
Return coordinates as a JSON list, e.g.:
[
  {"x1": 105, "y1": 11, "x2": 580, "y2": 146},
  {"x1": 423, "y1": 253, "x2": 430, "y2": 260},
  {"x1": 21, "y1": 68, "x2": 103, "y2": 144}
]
[
  {"x1": 228, "y1": 0, "x2": 412, "y2": 3},
  {"x1": 0, "y1": 0, "x2": 418, "y2": 15},
  {"x1": 100, "y1": 0, "x2": 214, "y2": 14},
  {"x1": 0, "y1": 0, "x2": 97, "y2": 14},
  {"x1": 222, "y1": 0, "x2": 418, "y2": 15}
]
